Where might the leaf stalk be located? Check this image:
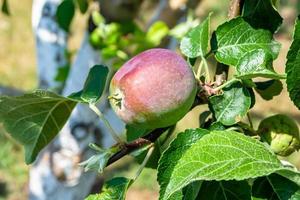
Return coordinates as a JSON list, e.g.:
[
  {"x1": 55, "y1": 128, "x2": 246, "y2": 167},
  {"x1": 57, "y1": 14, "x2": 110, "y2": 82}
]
[{"x1": 89, "y1": 103, "x2": 124, "y2": 144}]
